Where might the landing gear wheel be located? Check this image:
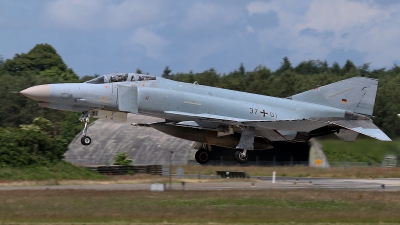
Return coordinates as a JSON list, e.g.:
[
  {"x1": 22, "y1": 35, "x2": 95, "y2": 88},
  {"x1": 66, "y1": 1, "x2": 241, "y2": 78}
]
[
  {"x1": 79, "y1": 111, "x2": 92, "y2": 146},
  {"x1": 81, "y1": 136, "x2": 91, "y2": 145},
  {"x1": 195, "y1": 149, "x2": 210, "y2": 164},
  {"x1": 234, "y1": 150, "x2": 249, "y2": 164}
]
